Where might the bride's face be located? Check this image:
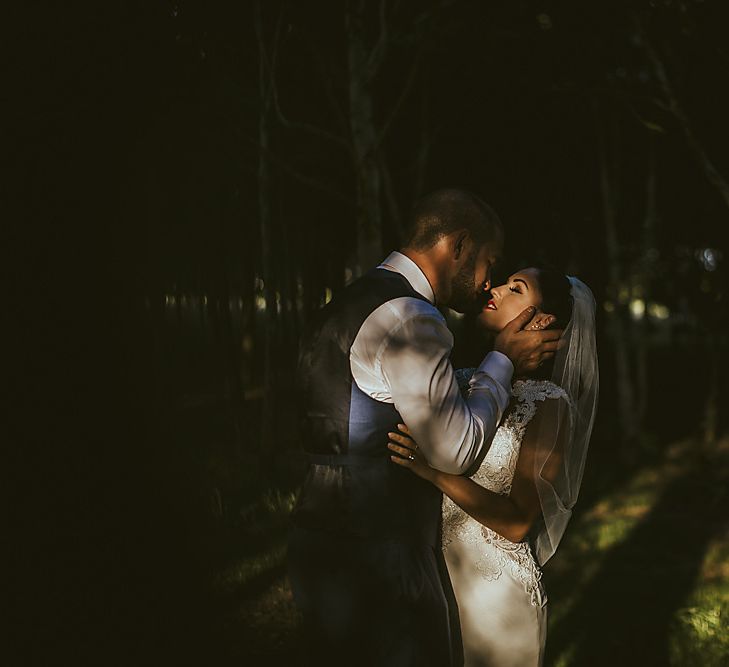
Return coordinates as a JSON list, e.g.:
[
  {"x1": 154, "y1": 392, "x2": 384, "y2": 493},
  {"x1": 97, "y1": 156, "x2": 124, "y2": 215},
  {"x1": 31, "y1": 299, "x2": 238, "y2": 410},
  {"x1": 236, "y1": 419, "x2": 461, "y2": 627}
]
[{"x1": 477, "y1": 267, "x2": 543, "y2": 333}]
